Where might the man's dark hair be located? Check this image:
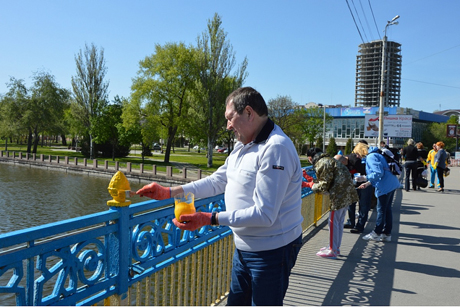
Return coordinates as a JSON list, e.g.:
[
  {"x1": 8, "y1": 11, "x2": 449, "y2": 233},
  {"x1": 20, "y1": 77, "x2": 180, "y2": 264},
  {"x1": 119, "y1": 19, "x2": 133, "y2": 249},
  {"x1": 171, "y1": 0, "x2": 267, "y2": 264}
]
[
  {"x1": 226, "y1": 87, "x2": 268, "y2": 116},
  {"x1": 358, "y1": 139, "x2": 368, "y2": 145},
  {"x1": 307, "y1": 147, "x2": 322, "y2": 158}
]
